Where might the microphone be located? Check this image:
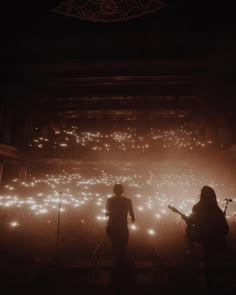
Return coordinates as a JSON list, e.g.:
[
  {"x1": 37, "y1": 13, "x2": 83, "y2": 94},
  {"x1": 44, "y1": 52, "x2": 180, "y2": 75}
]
[{"x1": 224, "y1": 199, "x2": 232, "y2": 202}]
